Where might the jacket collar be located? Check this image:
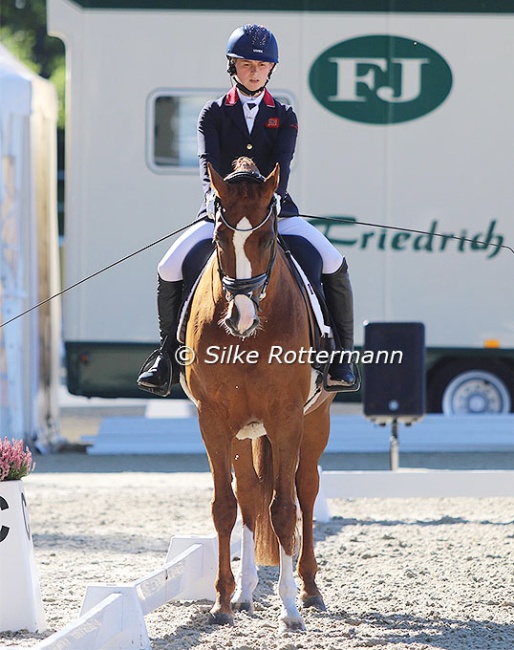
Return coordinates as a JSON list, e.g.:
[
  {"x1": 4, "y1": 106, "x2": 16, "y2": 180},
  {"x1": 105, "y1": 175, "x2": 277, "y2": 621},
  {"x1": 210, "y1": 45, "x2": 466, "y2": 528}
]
[{"x1": 225, "y1": 87, "x2": 275, "y2": 107}]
